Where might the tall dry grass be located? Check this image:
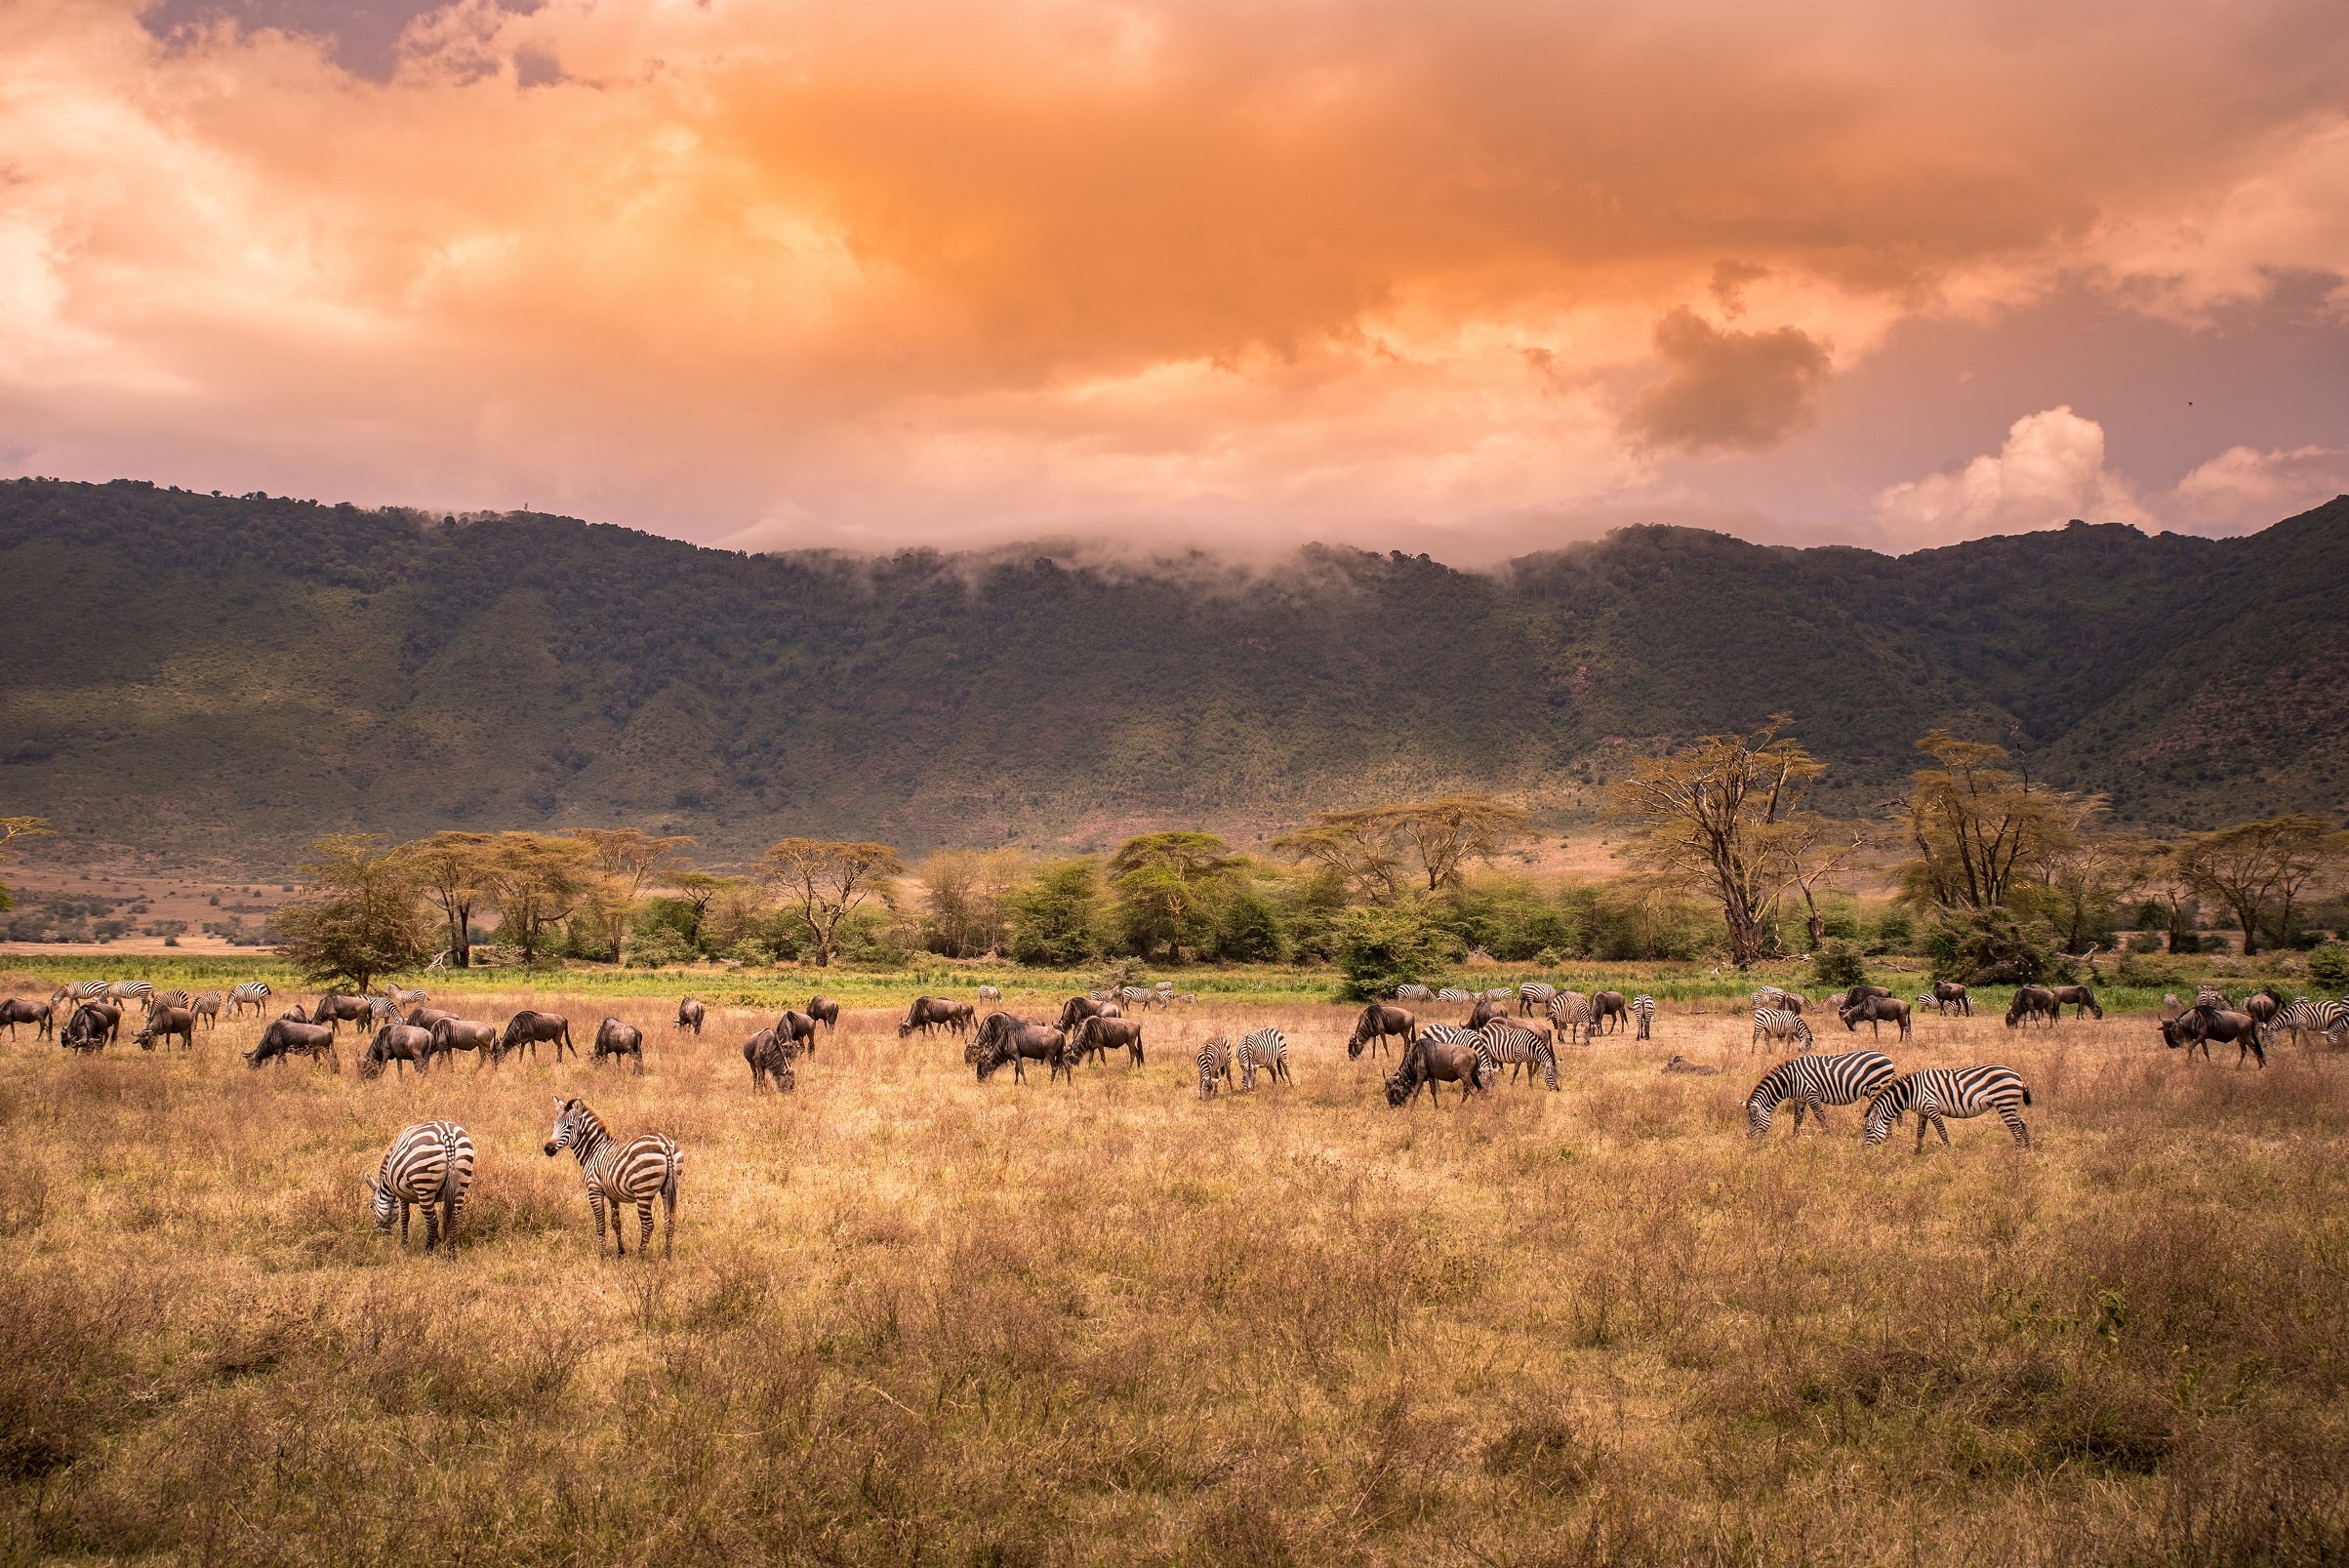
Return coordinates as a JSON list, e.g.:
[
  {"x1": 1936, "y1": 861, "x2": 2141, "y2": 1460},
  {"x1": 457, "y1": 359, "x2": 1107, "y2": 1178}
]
[{"x1": 0, "y1": 989, "x2": 2342, "y2": 1565}]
